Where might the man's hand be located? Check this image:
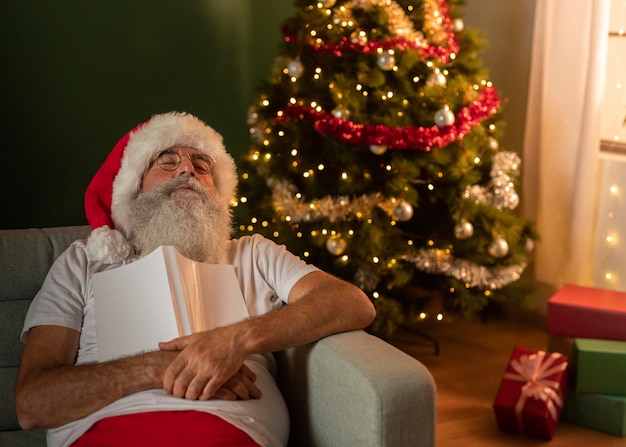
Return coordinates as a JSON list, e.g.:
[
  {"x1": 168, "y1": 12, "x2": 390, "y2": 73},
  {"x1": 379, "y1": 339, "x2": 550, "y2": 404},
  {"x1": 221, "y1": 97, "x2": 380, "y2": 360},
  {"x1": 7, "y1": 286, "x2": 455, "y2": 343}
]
[
  {"x1": 158, "y1": 326, "x2": 255, "y2": 401},
  {"x1": 213, "y1": 364, "x2": 262, "y2": 401}
]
